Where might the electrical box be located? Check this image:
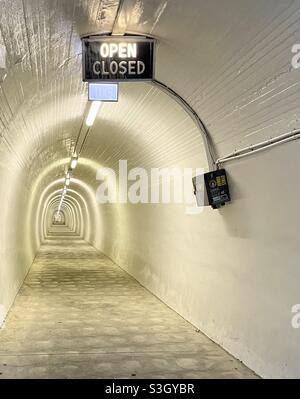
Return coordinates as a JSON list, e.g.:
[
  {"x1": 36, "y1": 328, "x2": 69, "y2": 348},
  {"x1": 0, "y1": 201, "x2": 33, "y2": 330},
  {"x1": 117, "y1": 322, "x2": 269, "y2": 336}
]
[{"x1": 204, "y1": 169, "x2": 231, "y2": 209}]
